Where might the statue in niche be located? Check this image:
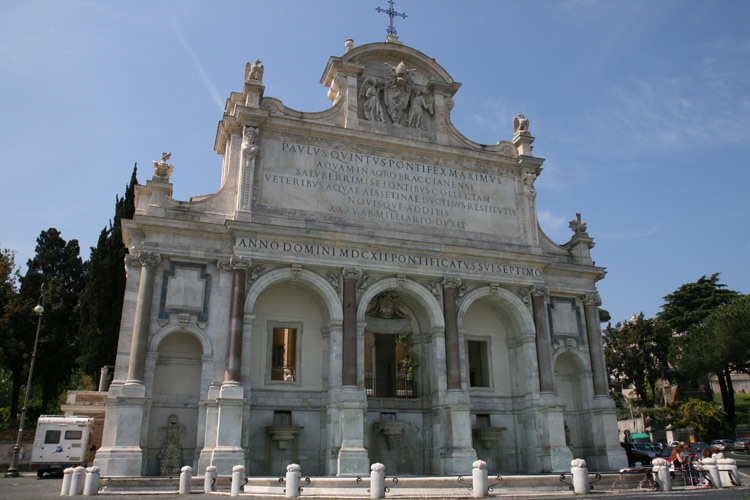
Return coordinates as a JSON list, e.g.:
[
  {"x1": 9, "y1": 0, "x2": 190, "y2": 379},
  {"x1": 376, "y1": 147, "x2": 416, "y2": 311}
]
[
  {"x1": 522, "y1": 171, "x2": 537, "y2": 198},
  {"x1": 157, "y1": 414, "x2": 186, "y2": 476},
  {"x1": 406, "y1": 90, "x2": 433, "y2": 129},
  {"x1": 383, "y1": 61, "x2": 415, "y2": 124},
  {"x1": 513, "y1": 114, "x2": 530, "y2": 135},
  {"x1": 366, "y1": 290, "x2": 406, "y2": 319},
  {"x1": 568, "y1": 213, "x2": 589, "y2": 237},
  {"x1": 152, "y1": 152, "x2": 174, "y2": 181},
  {"x1": 246, "y1": 59, "x2": 264, "y2": 83},
  {"x1": 359, "y1": 78, "x2": 386, "y2": 122}
]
